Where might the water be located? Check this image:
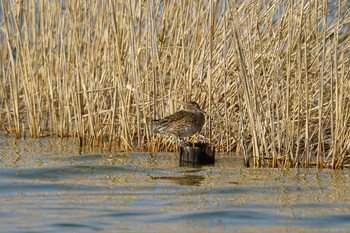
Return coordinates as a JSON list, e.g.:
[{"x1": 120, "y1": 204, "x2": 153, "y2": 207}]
[{"x1": 0, "y1": 135, "x2": 349, "y2": 233}]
